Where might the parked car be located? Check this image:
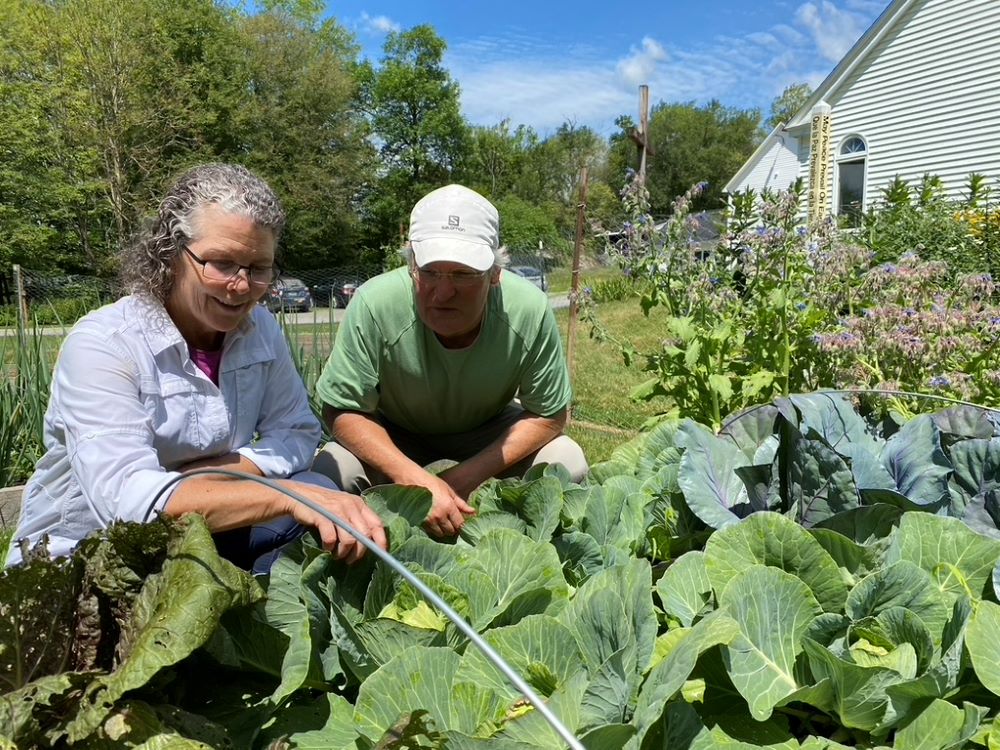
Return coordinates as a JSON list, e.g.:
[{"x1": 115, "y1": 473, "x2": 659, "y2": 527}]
[
  {"x1": 507, "y1": 265, "x2": 548, "y2": 292},
  {"x1": 310, "y1": 276, "x2": 359, "y2": 308},
  {"x1": 264, "y1": 276, "x2": 313, "y2": 313}
]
